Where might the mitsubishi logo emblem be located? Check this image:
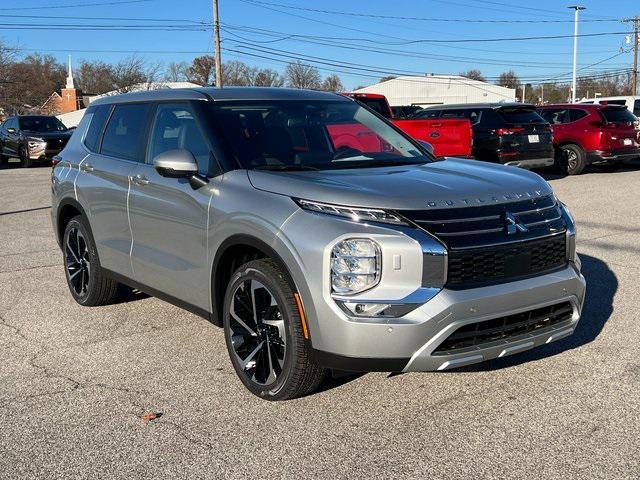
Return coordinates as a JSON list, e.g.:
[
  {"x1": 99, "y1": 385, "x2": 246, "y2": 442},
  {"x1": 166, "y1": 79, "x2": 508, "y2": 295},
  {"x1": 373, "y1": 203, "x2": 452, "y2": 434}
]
[{"x1": 505, "y1": 211, "x2": 528, "y2": 235}]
